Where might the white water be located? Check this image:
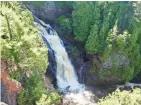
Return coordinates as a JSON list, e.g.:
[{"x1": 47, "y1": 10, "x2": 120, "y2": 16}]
[
  {"x1": 36, "y1": 19, "x2": 96, "y2": 105},
  {"x1": 38, "y1": 20, "x2": 81, "y2": 91}
]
